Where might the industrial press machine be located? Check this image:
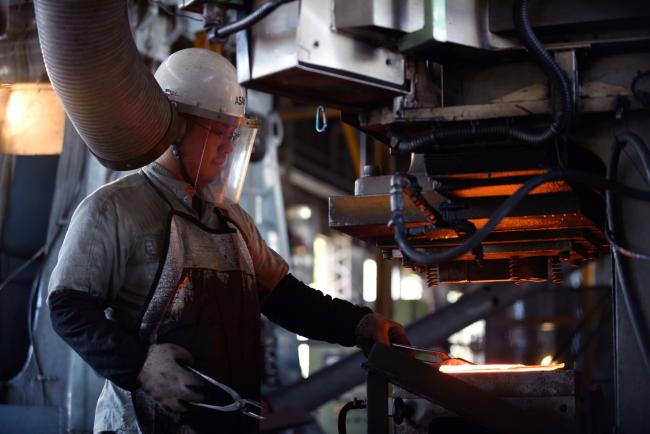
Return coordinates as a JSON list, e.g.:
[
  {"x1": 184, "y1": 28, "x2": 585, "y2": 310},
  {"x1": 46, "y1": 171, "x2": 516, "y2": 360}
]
[
  {"x1": 2, "y1": 0, "x2": 649, "y2": 432},
  {"x1": 224, "y1": 0, "x2": 650, "y2": 432}
]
